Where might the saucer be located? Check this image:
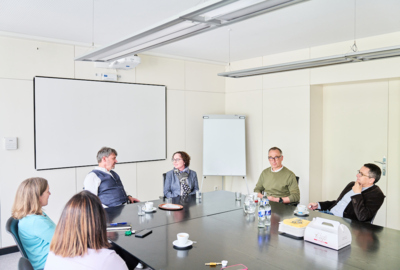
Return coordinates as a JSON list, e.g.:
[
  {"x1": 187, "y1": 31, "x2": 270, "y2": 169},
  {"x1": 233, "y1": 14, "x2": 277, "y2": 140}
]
[
  {"x1": 294, "y1": 209, "x2": 309, "y2": 216},
  {"x1": 173, "y1": 240, "x2": 193, "y2": 249},
  {"x1": 144, "y1": 207, "x2": 156, "y2": 213}
]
